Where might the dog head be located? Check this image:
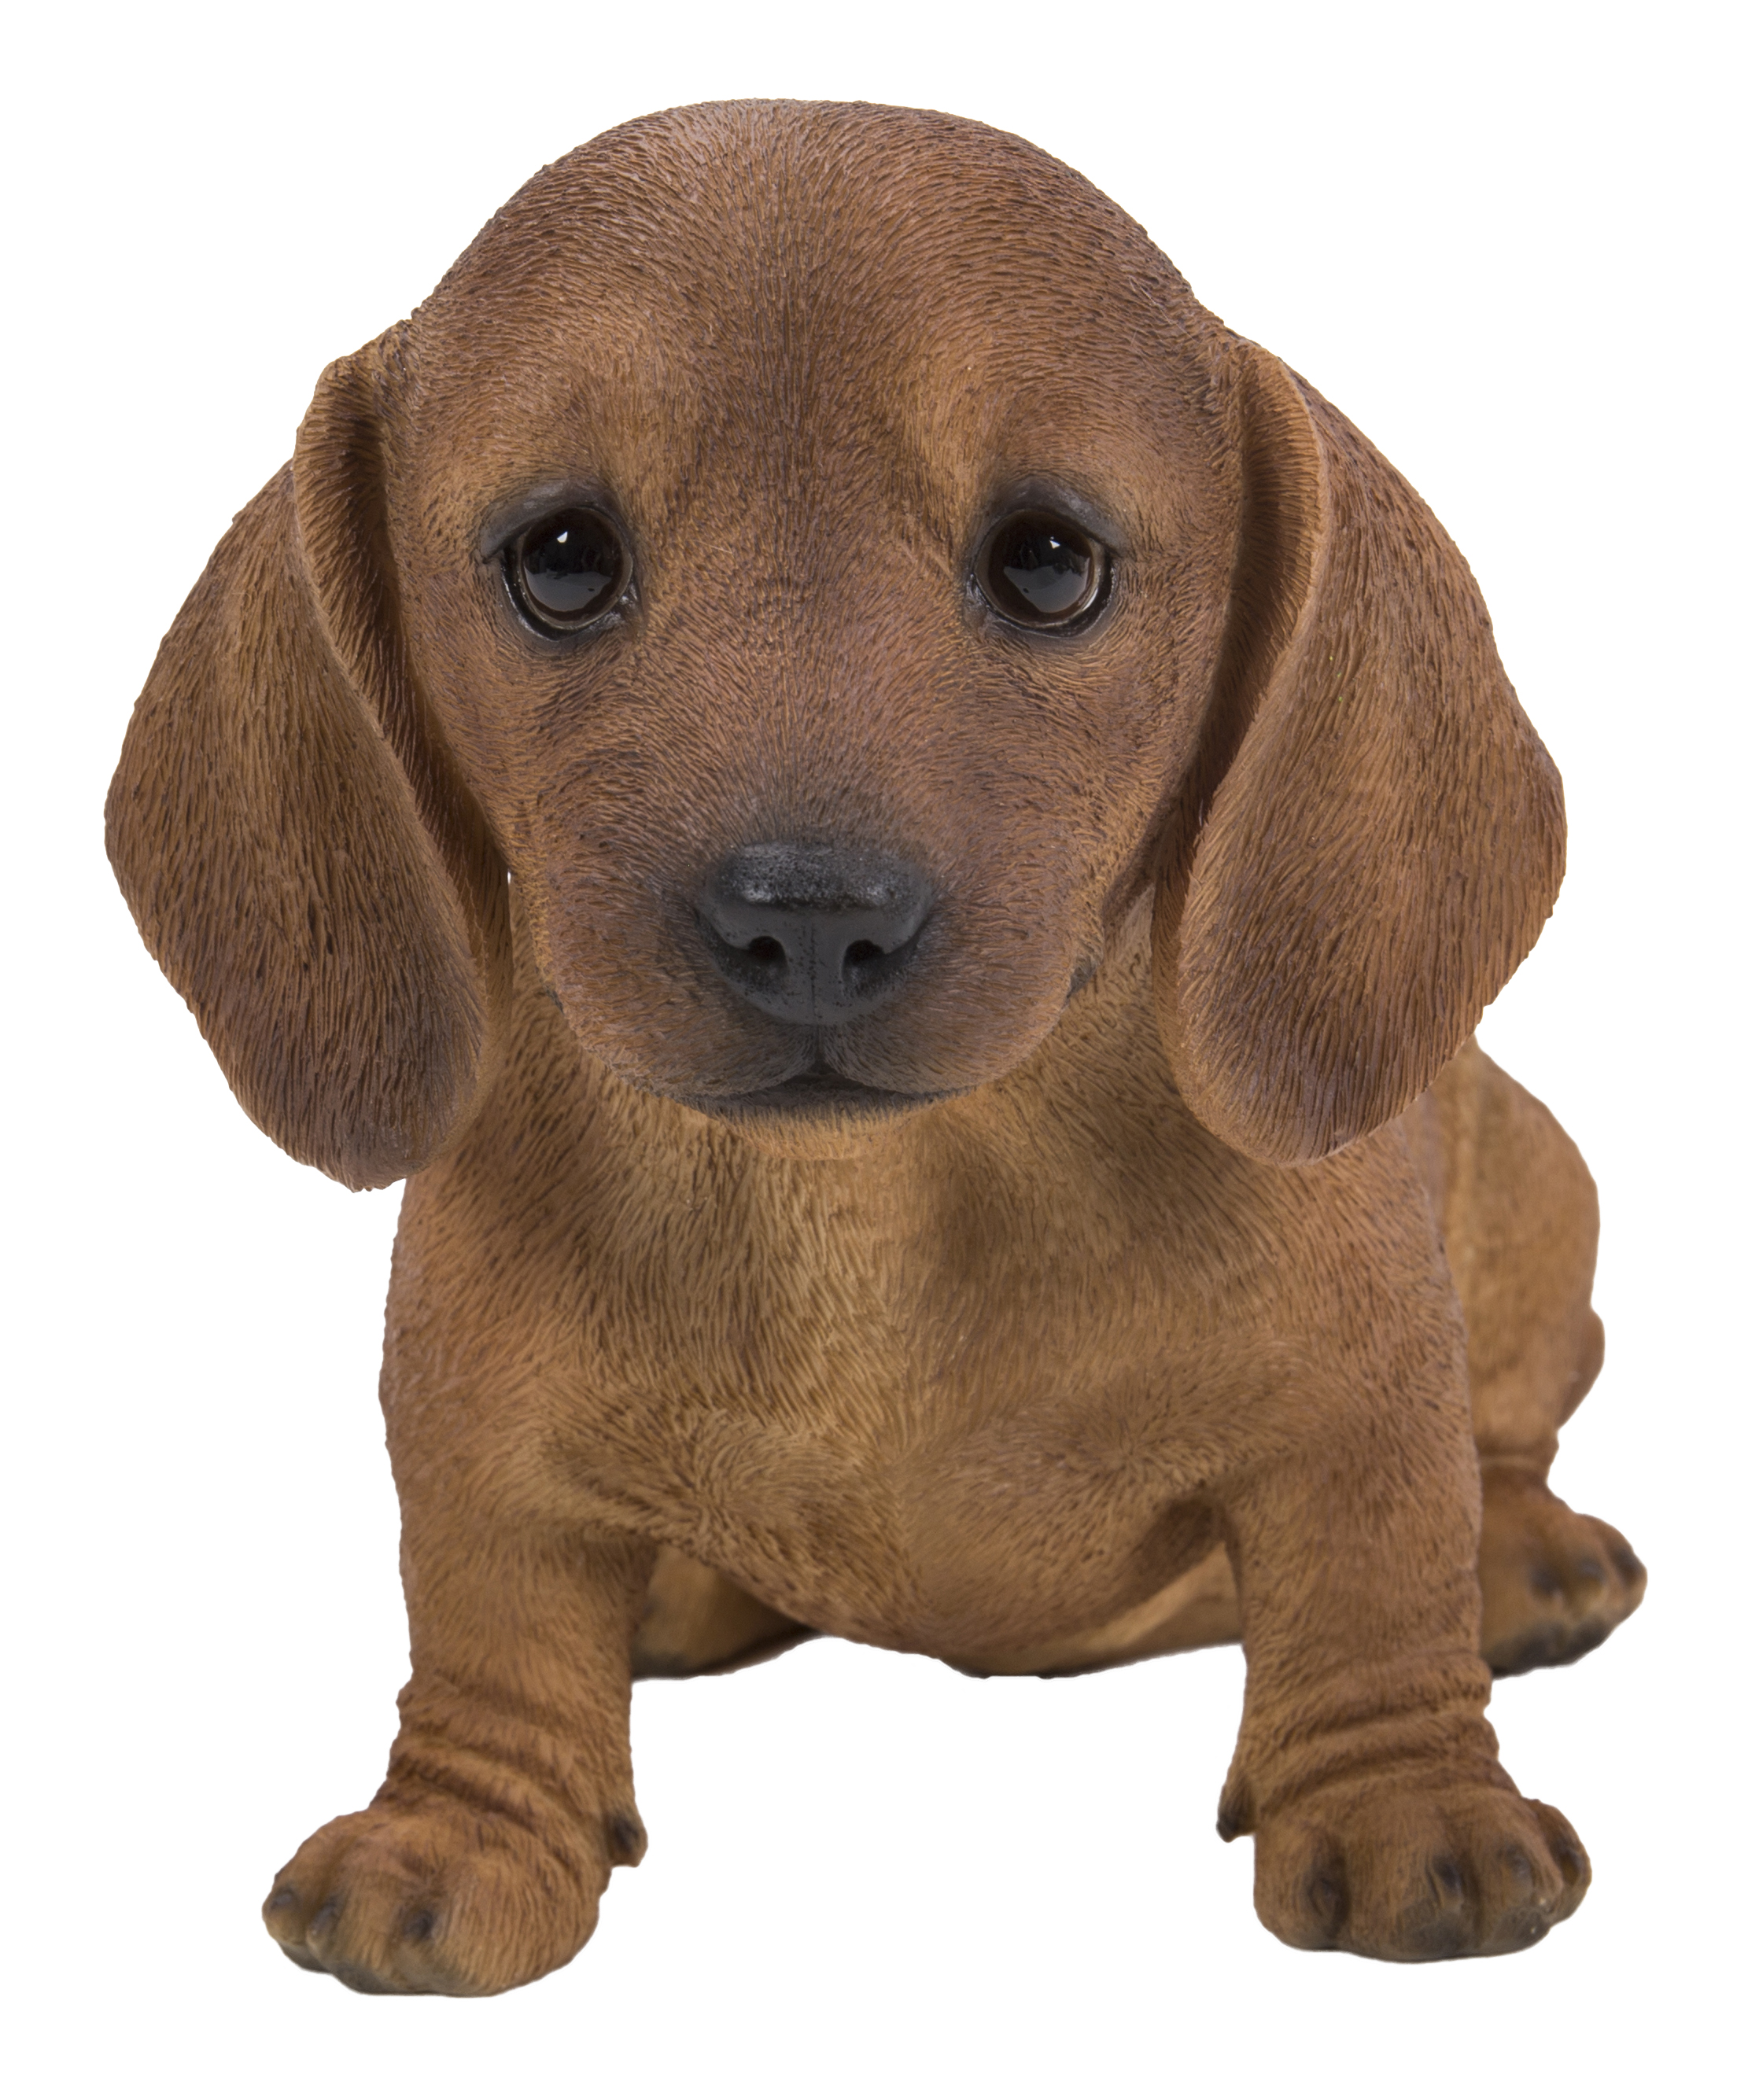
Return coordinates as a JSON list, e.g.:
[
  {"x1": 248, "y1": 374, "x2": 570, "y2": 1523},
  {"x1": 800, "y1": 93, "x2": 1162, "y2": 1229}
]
[{"x1": 108, "y1": 101, "x2": 1563, "y2": 1186}]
